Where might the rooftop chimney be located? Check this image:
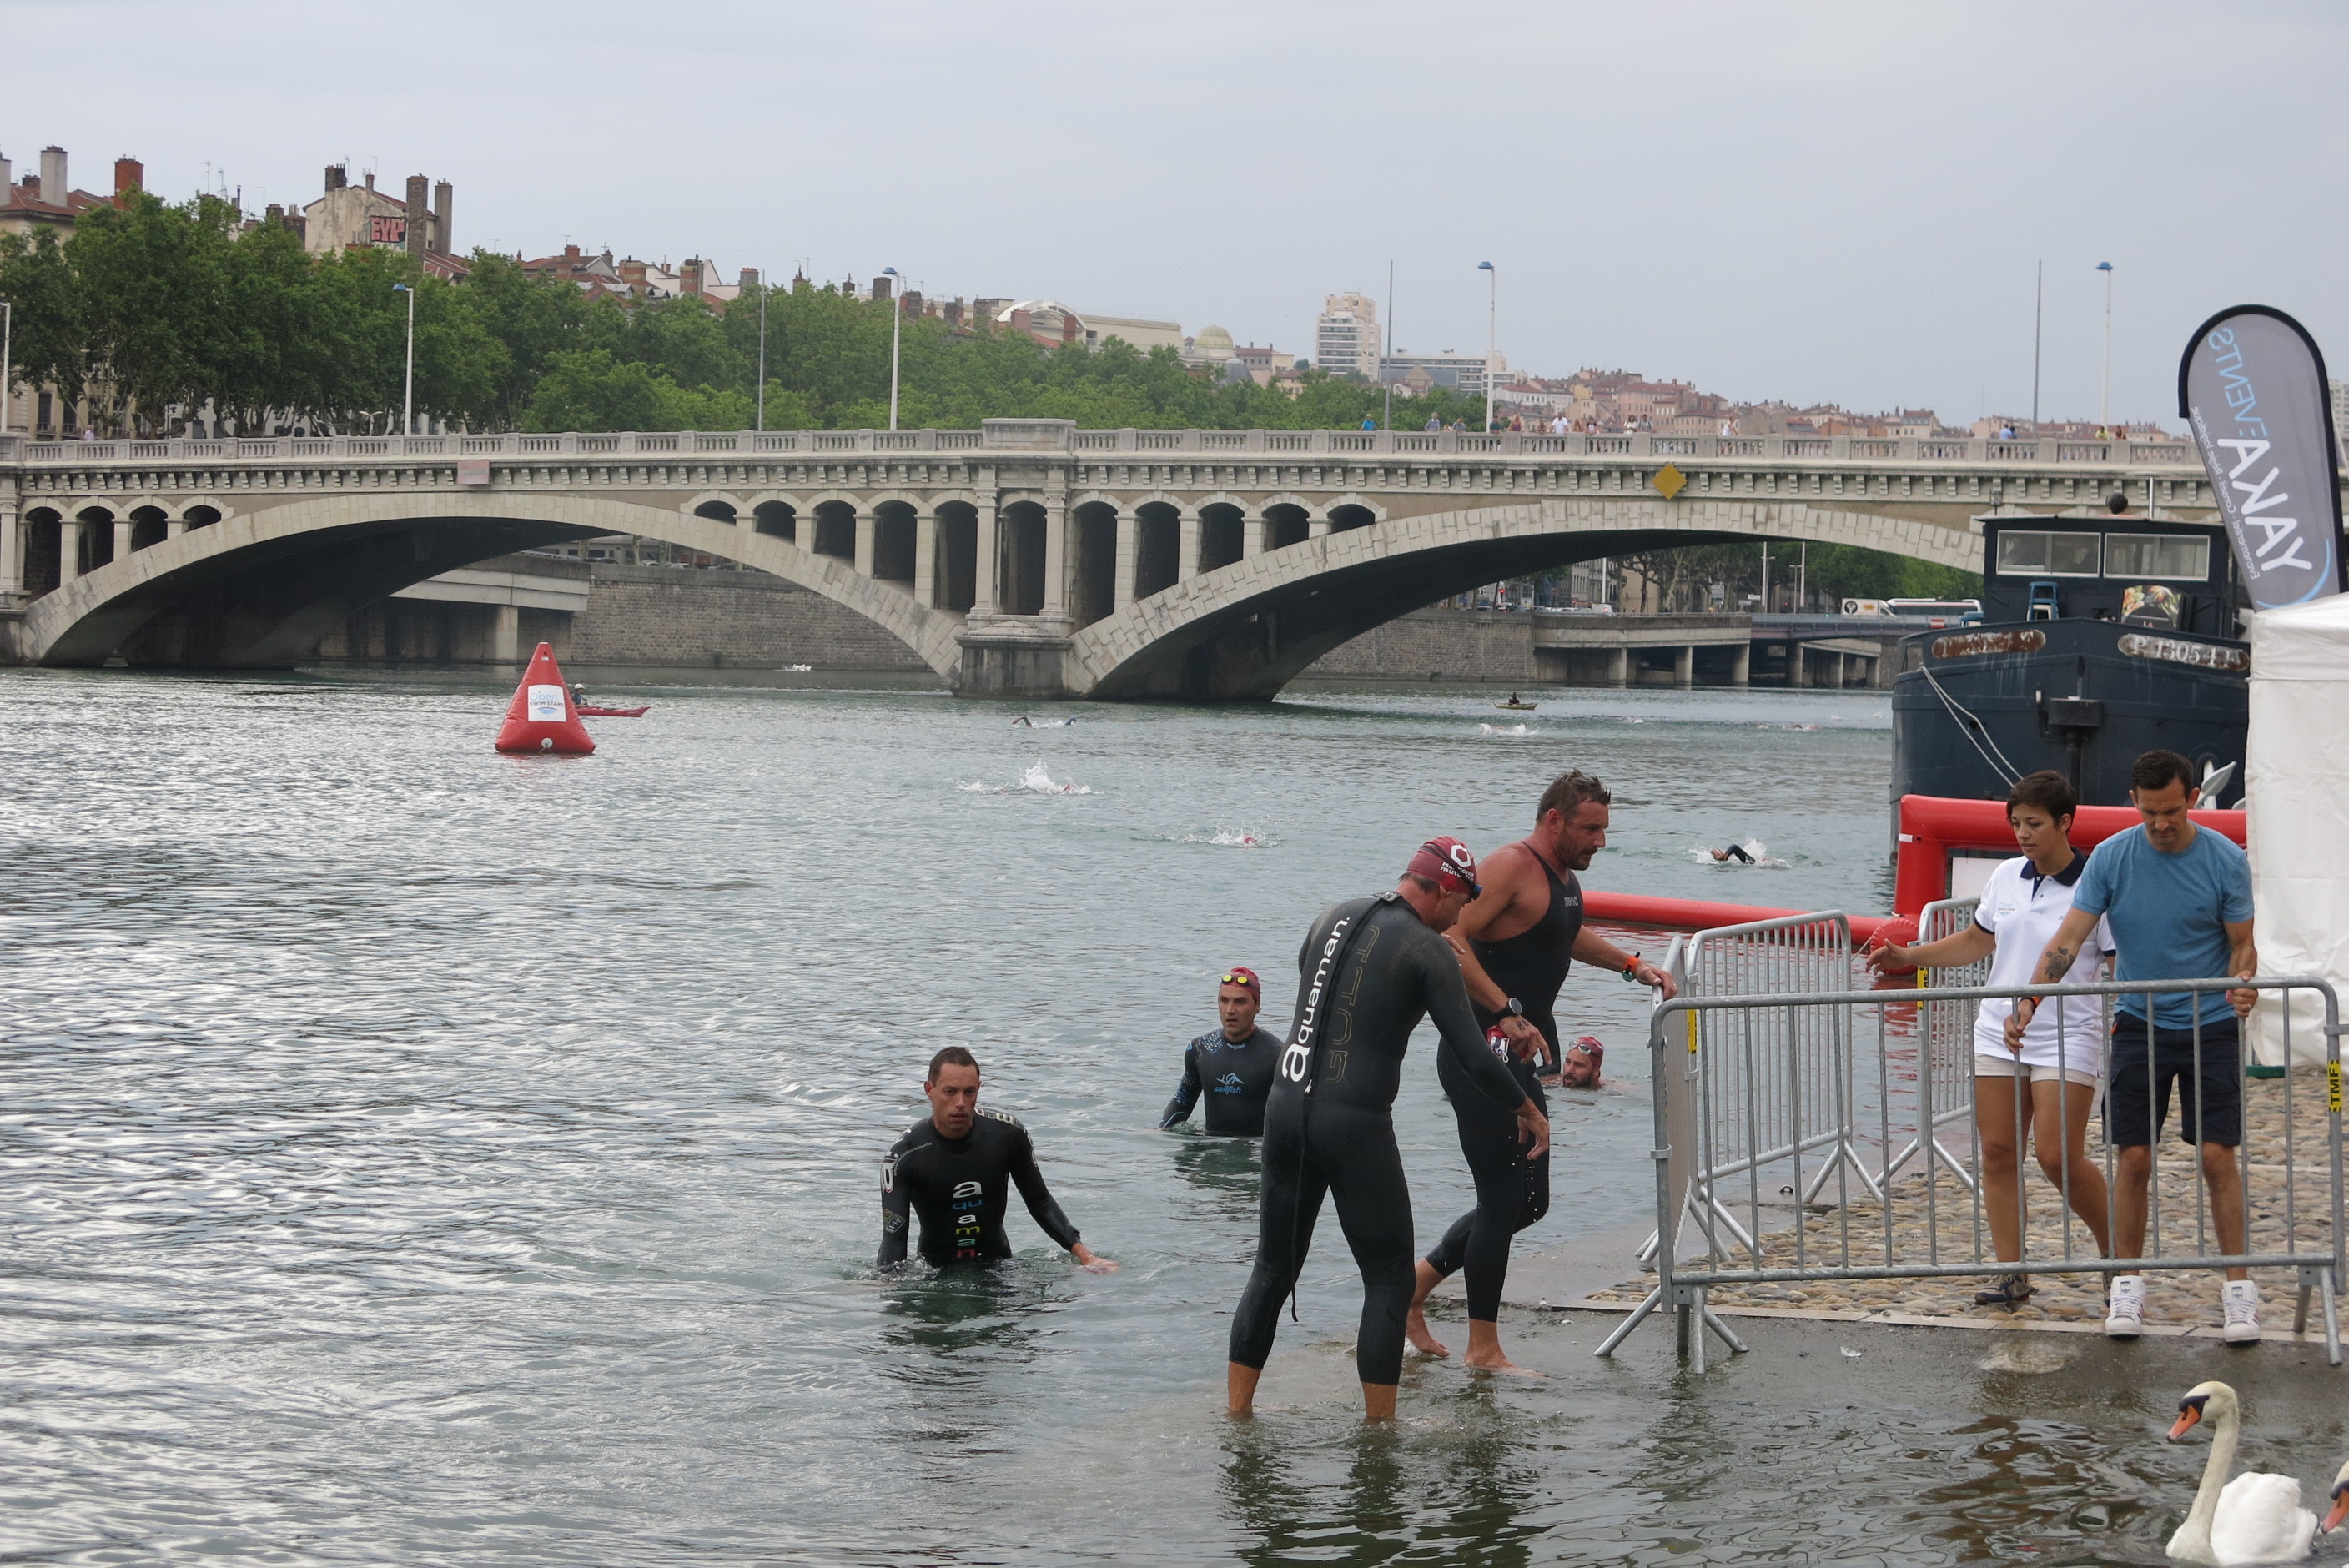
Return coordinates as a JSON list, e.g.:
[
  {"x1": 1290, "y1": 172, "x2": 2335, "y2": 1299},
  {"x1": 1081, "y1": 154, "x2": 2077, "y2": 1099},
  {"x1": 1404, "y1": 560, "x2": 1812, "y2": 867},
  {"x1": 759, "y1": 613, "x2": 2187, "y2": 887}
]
[
  {"x1": 739, "y1": 266, "x2": 760, "y2": 290},
  {"x1": 433, "y1": 179, "x2": 452, "y2": 253},
  {"x1": 0, "y1": 153, "x2": 12, "y2": 197},
  {"x1": 324, "y1": 163, "x2": 347, "y2": 192},
  {"x1": 113, "y1": 157, "x2": 142, "y2": 205},
  {"x1": 39, "y1": 145, "x2": 67, "y2": 208},
  {"x1": 871, "y1": 274, "x2": 893, "y2": 301},
  {"x1": 404, "y1": 174, "x2": 429, "y2": 255},
  {"x1": 681, "y1": 258, "x2": 705, "y2": 295}
]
